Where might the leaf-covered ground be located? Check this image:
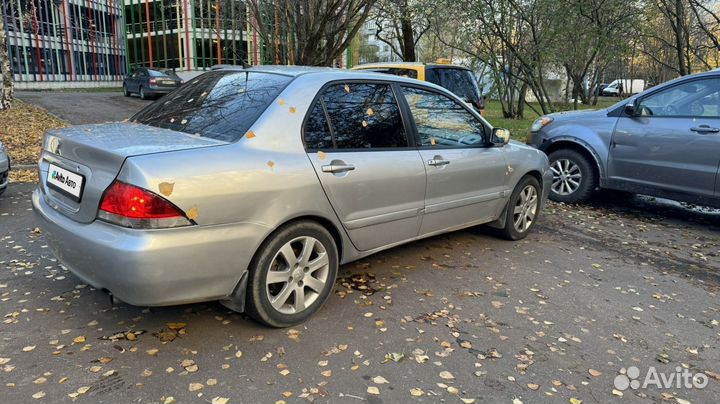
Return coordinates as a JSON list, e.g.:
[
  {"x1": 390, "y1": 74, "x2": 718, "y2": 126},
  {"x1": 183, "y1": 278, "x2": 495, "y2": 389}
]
[
  {"x1": 0, "y1": 100, "x2": 68, "y2": 183},
  {"x1": 1, "y1": 184, "x2": 718, "y2": 404}
]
